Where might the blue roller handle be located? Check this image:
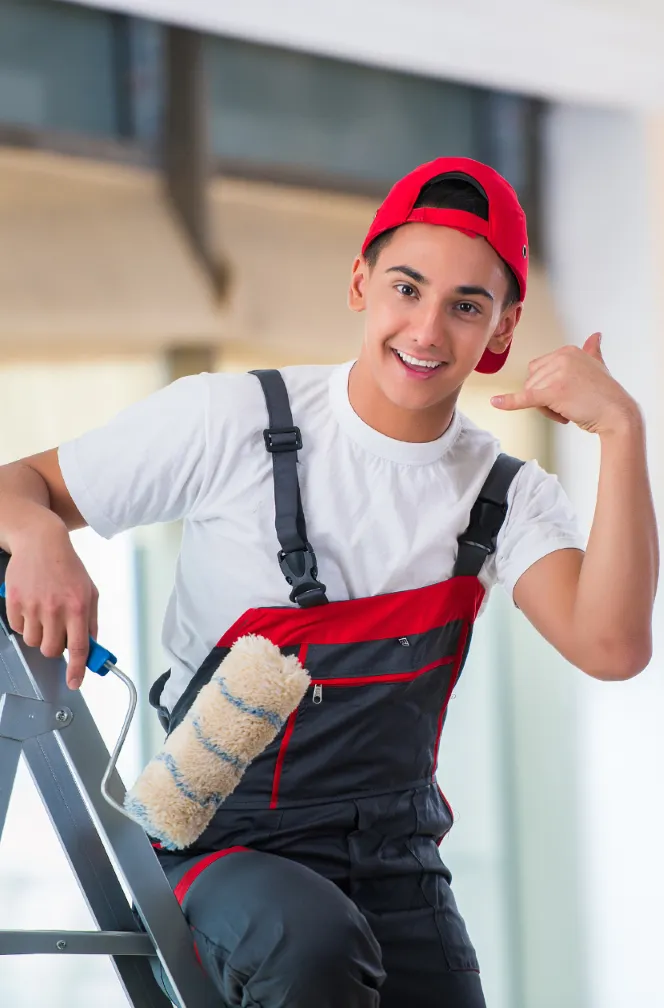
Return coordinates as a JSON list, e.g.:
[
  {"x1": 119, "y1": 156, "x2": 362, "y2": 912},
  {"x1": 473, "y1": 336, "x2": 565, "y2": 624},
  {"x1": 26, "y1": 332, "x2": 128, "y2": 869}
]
[{"x1": 0, "y1": 582, "x2": 117, "y2": 675}]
